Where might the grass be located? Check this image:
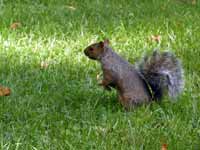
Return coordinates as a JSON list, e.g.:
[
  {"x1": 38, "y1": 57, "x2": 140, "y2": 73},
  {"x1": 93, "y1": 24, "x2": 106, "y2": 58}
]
[{"x1": 0, "y1": 0, "x2": 200, "y2": 149}]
